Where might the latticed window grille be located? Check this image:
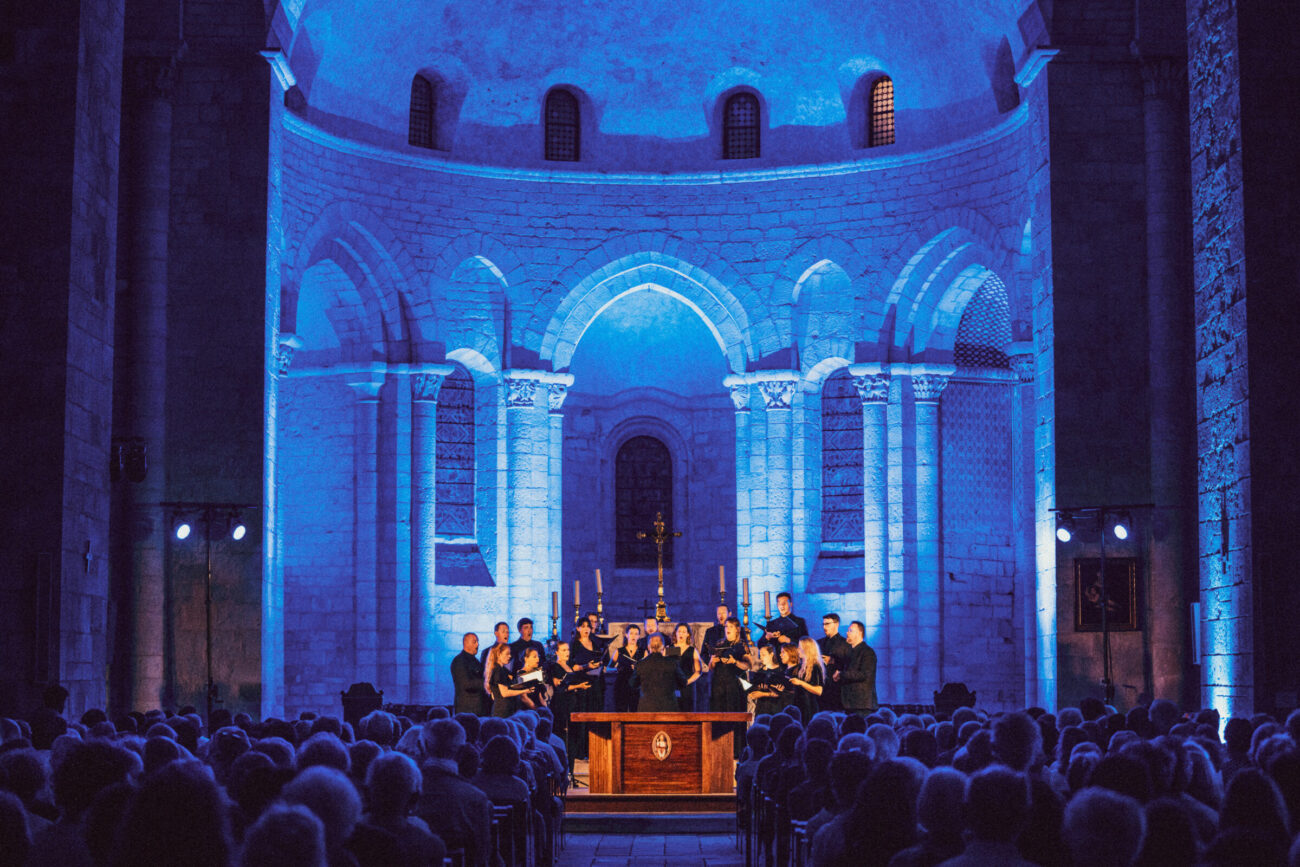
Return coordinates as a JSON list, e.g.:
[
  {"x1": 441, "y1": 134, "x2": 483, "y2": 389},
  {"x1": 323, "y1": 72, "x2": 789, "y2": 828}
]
[
  {"x1": 544, "y1": 89, "x2": 580, "y2": 161},
  {"x1": 869, "y1": 77, "x2": 895, "y2": 147},
  {"x1": 821, "y1": 369, "x2": 865, "y2": 545},
  {"x1": 409, "y1": 75, "x2": 435, "y2": 149},
  {"x1": 436, "y1": 365, "x2": 475, "y2": 537},
  {"x1": 615, "y1": 436, "x2": 673, "y2": 568},
  {"x1": 723, "y1": 92, "x2": 761, "y2": 159},
  {"x1": 954, "y1": 275, "x2": 1012, "y2": 369}
]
